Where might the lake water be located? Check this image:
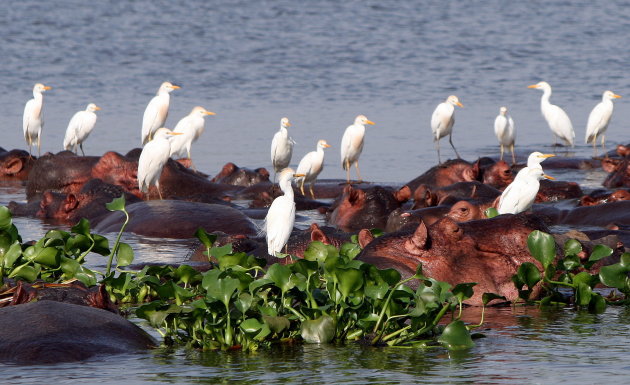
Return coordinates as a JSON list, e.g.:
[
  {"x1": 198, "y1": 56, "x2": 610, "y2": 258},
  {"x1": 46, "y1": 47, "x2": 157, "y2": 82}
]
[{"x1": 1, "y1": 0, "x2": 630, "y2": 382}]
